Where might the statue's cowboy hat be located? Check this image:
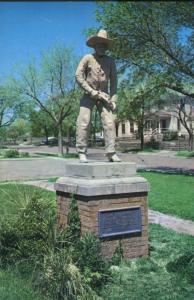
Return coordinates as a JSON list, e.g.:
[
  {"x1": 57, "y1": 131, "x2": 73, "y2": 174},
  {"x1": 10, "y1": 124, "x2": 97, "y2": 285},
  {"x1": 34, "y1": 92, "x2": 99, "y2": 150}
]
[{"x1": 86, "y1": 29, "x2": 114, "y2": 49}]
